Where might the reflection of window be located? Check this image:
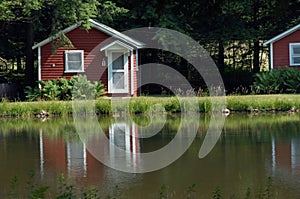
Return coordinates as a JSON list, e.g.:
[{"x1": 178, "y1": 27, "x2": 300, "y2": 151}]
[
  {"x1": 108, "y1": 51, "x2": 128, "y2": 93},
  {"x1": 109, "y1": 123, "x2": 130, "y2": 151},
  {"x1": 289, "y1": 43, "x2": 300, "y2": 66},
  {"x1": 65, "y1": 50, "x2": 84, "y2": 72}
]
